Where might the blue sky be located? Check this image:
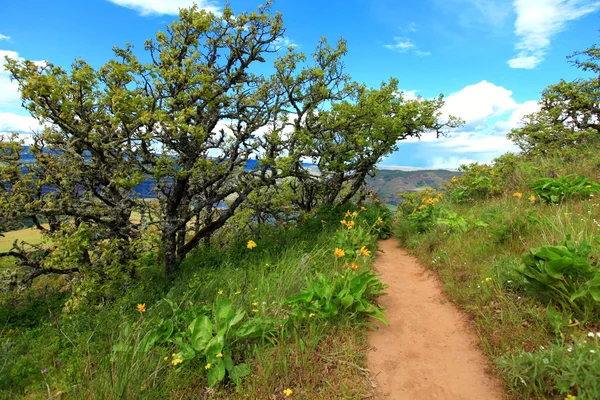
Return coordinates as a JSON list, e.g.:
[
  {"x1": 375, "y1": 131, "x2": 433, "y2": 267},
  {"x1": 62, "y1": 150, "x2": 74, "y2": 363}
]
[{"x1": 1, "y1": 0, "x2": 599, "y2": 169}]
